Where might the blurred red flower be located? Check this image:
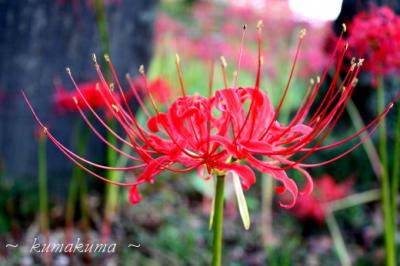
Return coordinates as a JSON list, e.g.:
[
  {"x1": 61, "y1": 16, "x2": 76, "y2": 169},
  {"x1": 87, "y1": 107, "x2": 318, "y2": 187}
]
[
  {"x1": 131, "y1": 77, "x2": 173, "y2": 105},
  {"x1": 346, "y1": 6, "x2": 400, "y2": 77},
  {"x1": 53, "y1": 81, "x2": 121, "y2": 112},
  {"x1": 292, "y1": 175, "x2": 352, "y2": 223}
]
